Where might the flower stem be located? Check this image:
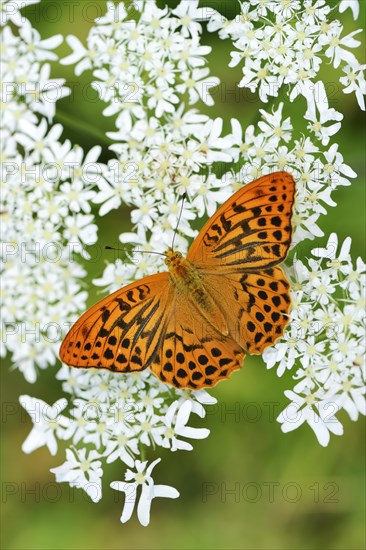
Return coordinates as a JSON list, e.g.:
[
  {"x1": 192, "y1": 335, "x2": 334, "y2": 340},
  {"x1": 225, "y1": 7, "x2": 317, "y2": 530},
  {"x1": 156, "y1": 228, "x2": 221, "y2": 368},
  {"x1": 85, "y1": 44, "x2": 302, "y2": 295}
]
[
  {"x1": 139, "y1": 443, "x2": 146, "y2": 462},
  {"x1": 55, "y1": 109, "x2": 112, "y2": 145}
]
